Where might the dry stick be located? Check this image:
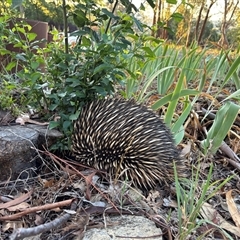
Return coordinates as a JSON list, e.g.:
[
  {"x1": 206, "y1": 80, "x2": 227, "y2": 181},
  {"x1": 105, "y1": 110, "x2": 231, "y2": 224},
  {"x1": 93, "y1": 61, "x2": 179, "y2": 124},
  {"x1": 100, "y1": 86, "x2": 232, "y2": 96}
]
[
  {"x1": 0, "y1": 189, "x2": 33, "y2": 209},
  {"x1": 9, "y1": 200, "x2": 78, "y2": 240},
  {"x1": 0, "y1": 195, "x2": 13, "y2": 203},
  {"x1": 220, "y1": 141, "x2": 240, "y2": 163},
  {"x1": 0, "y1": 198, "x2": 74, "y2": 221},
  {"x1": 40, "y1": 149, "x2": 121, "y2": 214}
]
